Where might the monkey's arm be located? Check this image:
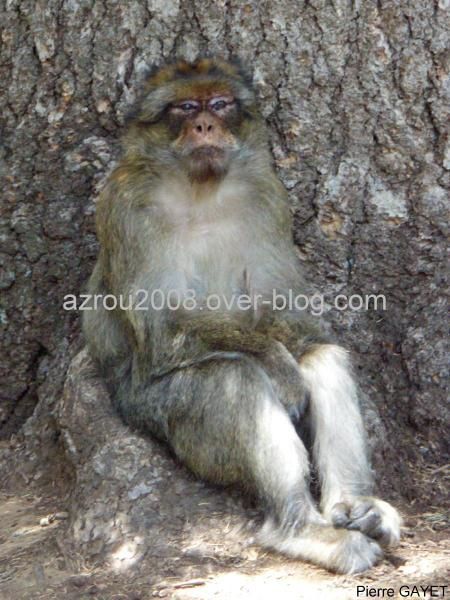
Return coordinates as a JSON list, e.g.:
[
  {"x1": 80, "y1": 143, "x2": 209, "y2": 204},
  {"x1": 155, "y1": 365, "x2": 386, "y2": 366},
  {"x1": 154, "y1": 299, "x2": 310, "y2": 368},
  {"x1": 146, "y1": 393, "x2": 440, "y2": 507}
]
[
  {"x1": 171, "y1": 308, "x2": 273, "y2": 353},
  {"x1": 170, "y1": 302, "x2": 327, "y2": 359}
]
